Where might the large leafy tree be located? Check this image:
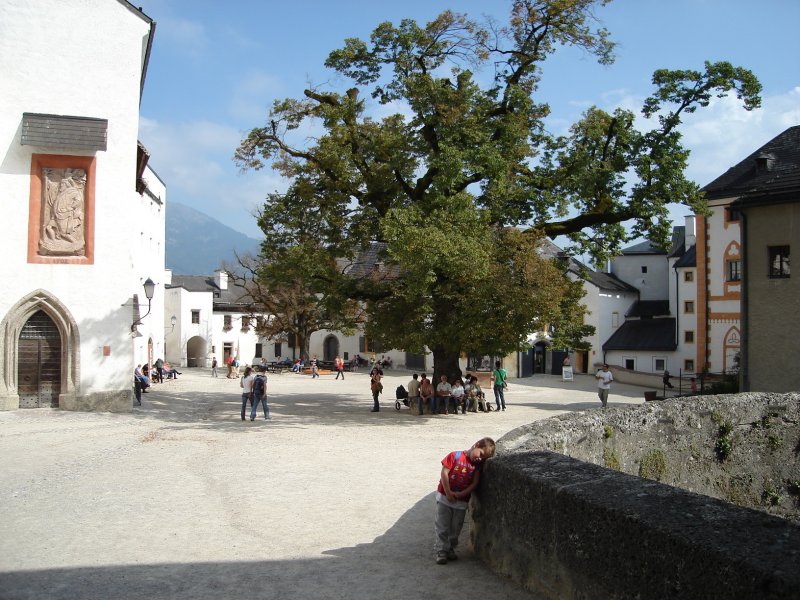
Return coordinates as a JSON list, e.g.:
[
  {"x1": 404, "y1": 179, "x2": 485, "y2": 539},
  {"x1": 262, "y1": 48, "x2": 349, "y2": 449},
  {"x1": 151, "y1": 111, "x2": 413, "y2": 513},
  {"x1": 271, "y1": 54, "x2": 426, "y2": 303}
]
[{"x1": 235, "y1": 0, "x2": 761, "y2": 380}]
